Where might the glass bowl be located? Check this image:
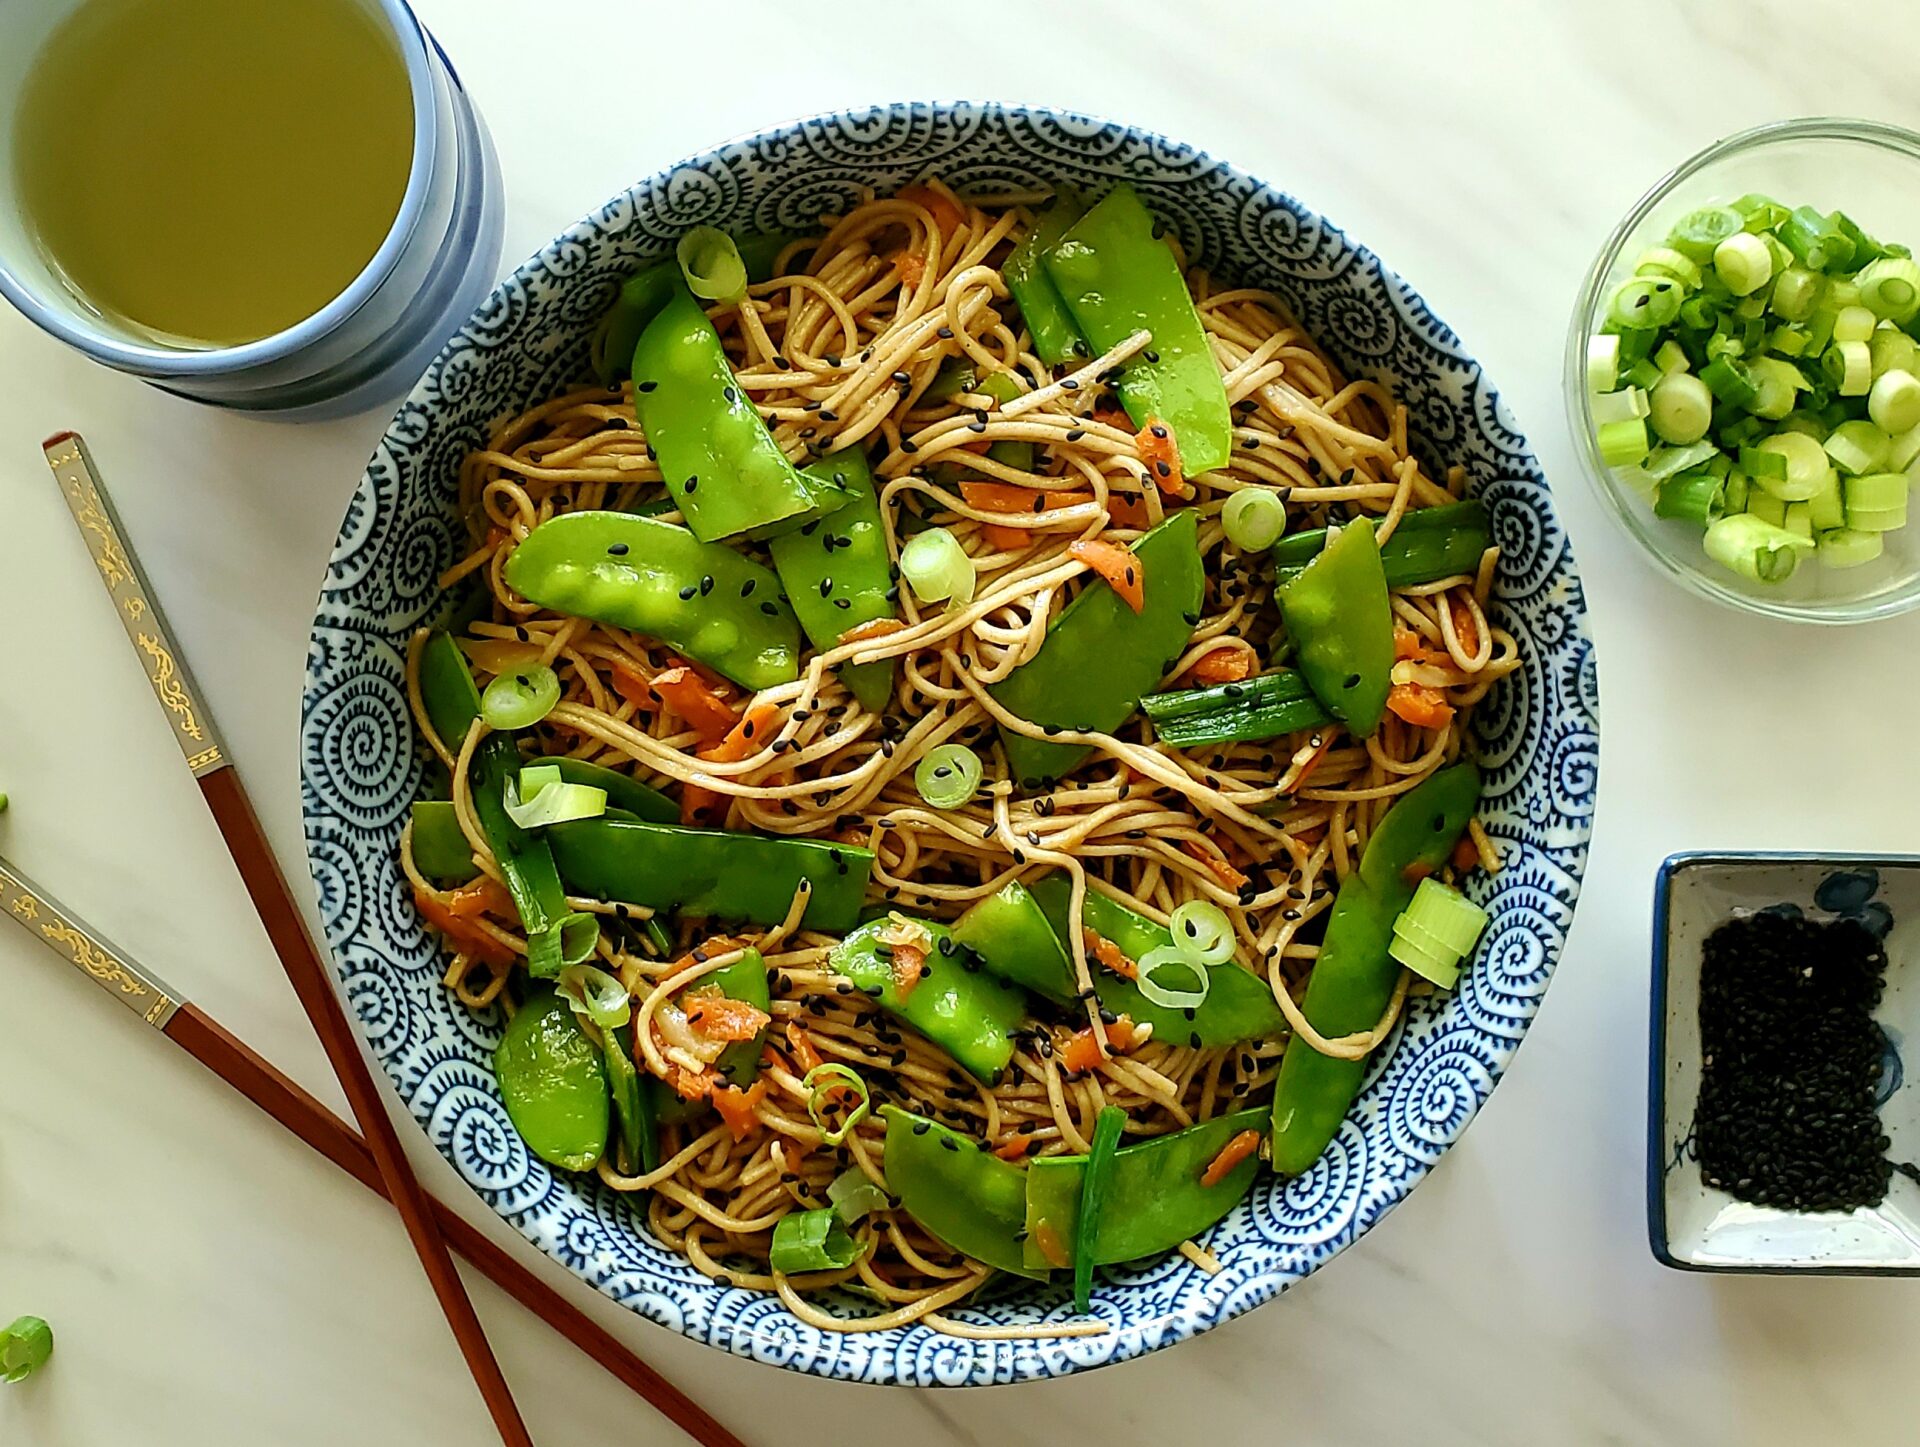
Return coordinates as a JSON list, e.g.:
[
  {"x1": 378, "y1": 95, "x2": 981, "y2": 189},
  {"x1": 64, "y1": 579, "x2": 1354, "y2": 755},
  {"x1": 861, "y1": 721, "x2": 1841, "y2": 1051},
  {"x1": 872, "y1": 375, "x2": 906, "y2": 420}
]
[{"x1": 1566, "y1": 117, "x2": 1920, "y2": 624}]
